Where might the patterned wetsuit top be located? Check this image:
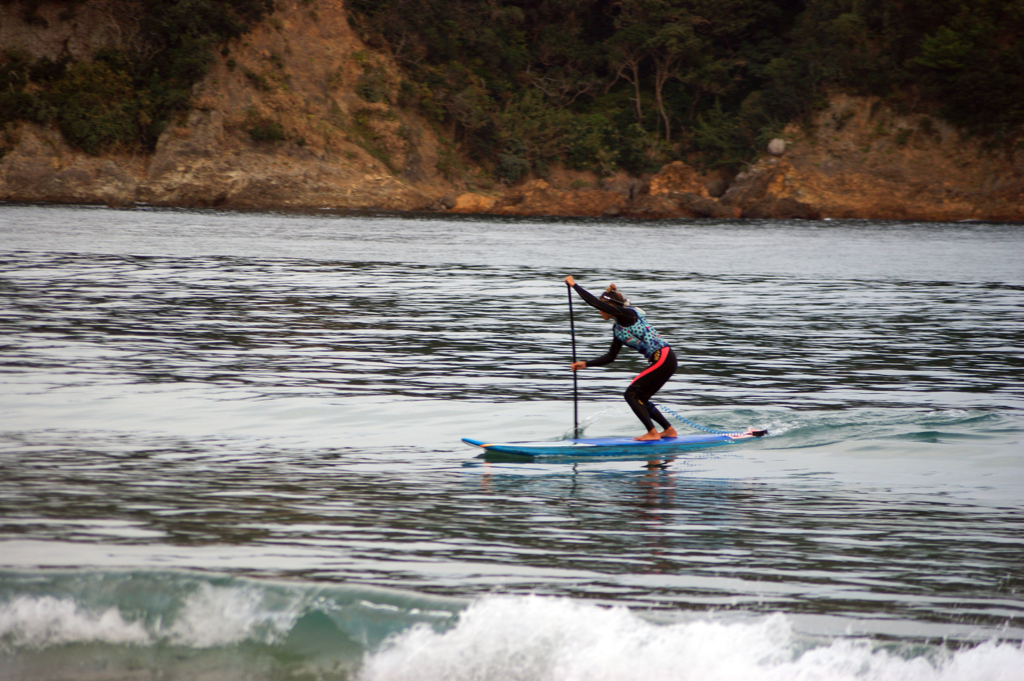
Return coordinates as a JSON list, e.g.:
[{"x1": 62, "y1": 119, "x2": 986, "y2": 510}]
[
  {"x1": 571, "y1": 283, "x2": 670, "y2": 366},
  {"x1": 612, "y1": 307, "x2": 668, "y2": 360}
]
